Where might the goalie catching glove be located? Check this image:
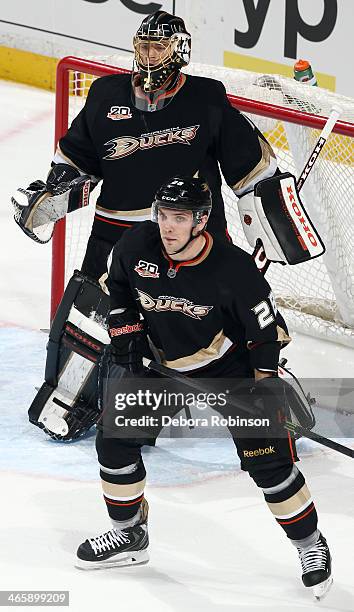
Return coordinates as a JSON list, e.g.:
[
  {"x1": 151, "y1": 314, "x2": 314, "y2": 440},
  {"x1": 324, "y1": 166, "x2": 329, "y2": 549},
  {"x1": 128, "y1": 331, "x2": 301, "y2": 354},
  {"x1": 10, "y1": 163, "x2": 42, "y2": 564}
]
[
  {"x1": 12, "y1": 163, "x2": 99, "y2": 243},
  {"x1": 238, "y1": 172, "x2": 325, "y2": 265}
]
